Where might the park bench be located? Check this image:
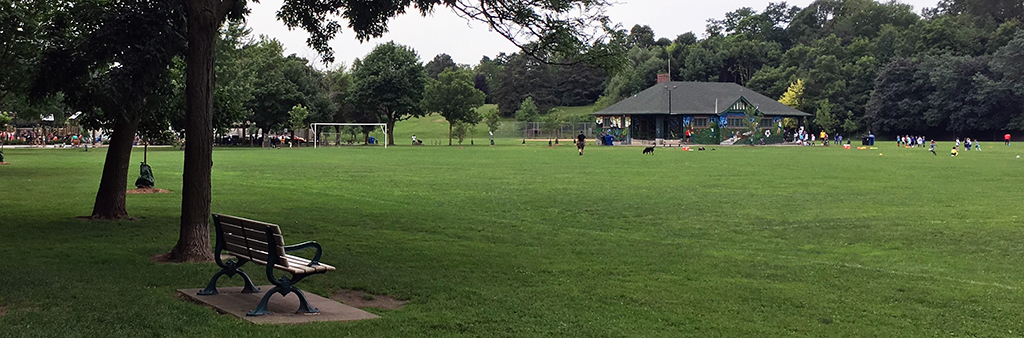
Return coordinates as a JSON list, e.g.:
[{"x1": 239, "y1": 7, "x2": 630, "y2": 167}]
[{"x1": 198, "y1": 214, "x2": 335, "y2": 316}]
